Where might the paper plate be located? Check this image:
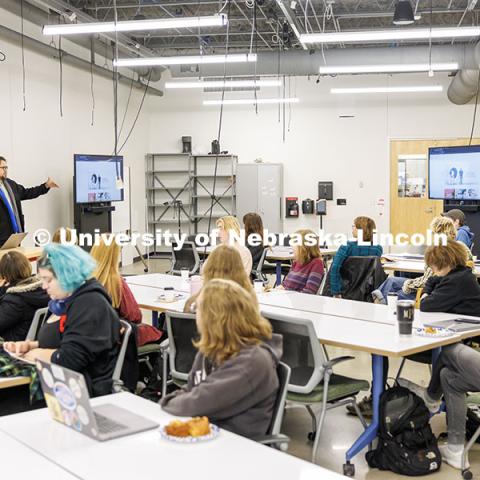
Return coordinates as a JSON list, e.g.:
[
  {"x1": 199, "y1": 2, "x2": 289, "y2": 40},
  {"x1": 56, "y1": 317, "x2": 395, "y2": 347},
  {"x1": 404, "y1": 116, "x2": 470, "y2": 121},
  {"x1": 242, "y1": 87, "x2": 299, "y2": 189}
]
[
  {"x1": 159, "y1": 424, "x2": 220, "y2": 443},
  {"x1": 414, "y1": 327, "x2": 455, "y2": 338}
]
